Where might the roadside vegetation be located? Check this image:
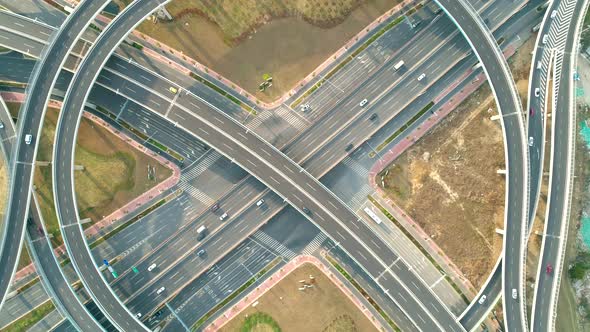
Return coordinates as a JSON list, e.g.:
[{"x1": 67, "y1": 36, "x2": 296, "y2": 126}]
[
  {"x1": 378, "y1": 35, "x2": 535, "y2": 288},
  {"x1": 130, "y1": 0, "x2": 400, "y2": 101},
  {"x1": 2, "y1": 300, "x2": 54, "y2": 332},
  {"x1": 16, "y1": 245, "x2": 31, "y2": 271},
  {"x1": 6, "y1": 103, "x2": 171, "y2": 248},
  {"x1": 555, "y1": 50, "x2": 590, "y2": 331},
  {"x1": 219, "y1": 263, "x2": 378, "y2": 332}
]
